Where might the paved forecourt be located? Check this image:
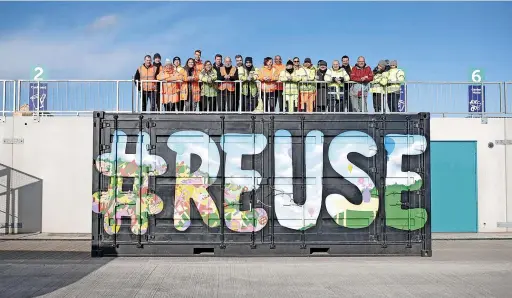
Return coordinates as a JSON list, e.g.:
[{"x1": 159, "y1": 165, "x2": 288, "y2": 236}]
[{"x1": 0, "y1": 239, "x2": 511, "y2": 298}]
